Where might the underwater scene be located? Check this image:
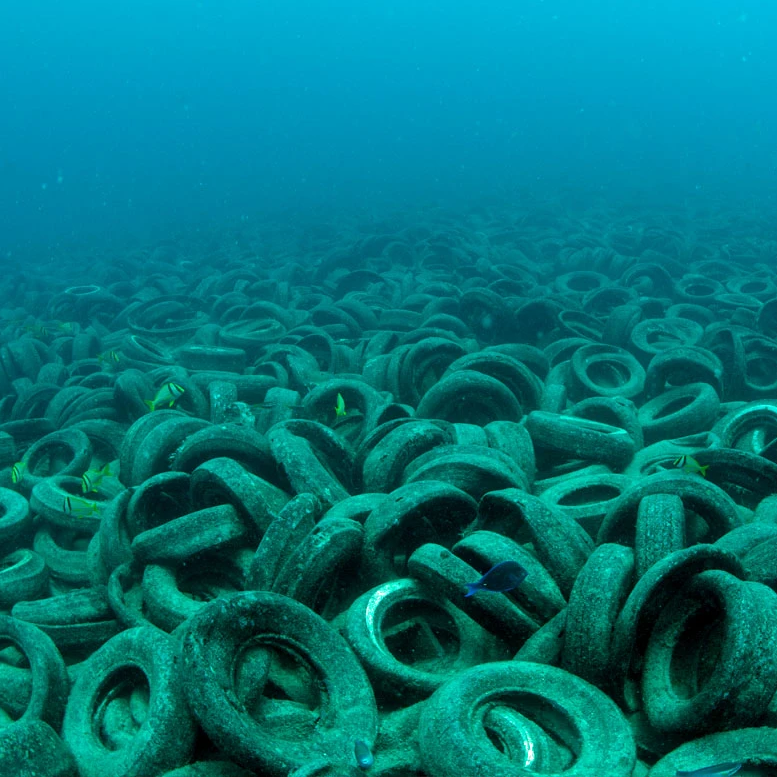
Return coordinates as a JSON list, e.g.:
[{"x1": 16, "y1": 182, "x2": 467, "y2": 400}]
[{"x1": 1, "y1": 1, "x2": 777, "y2": 776}]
